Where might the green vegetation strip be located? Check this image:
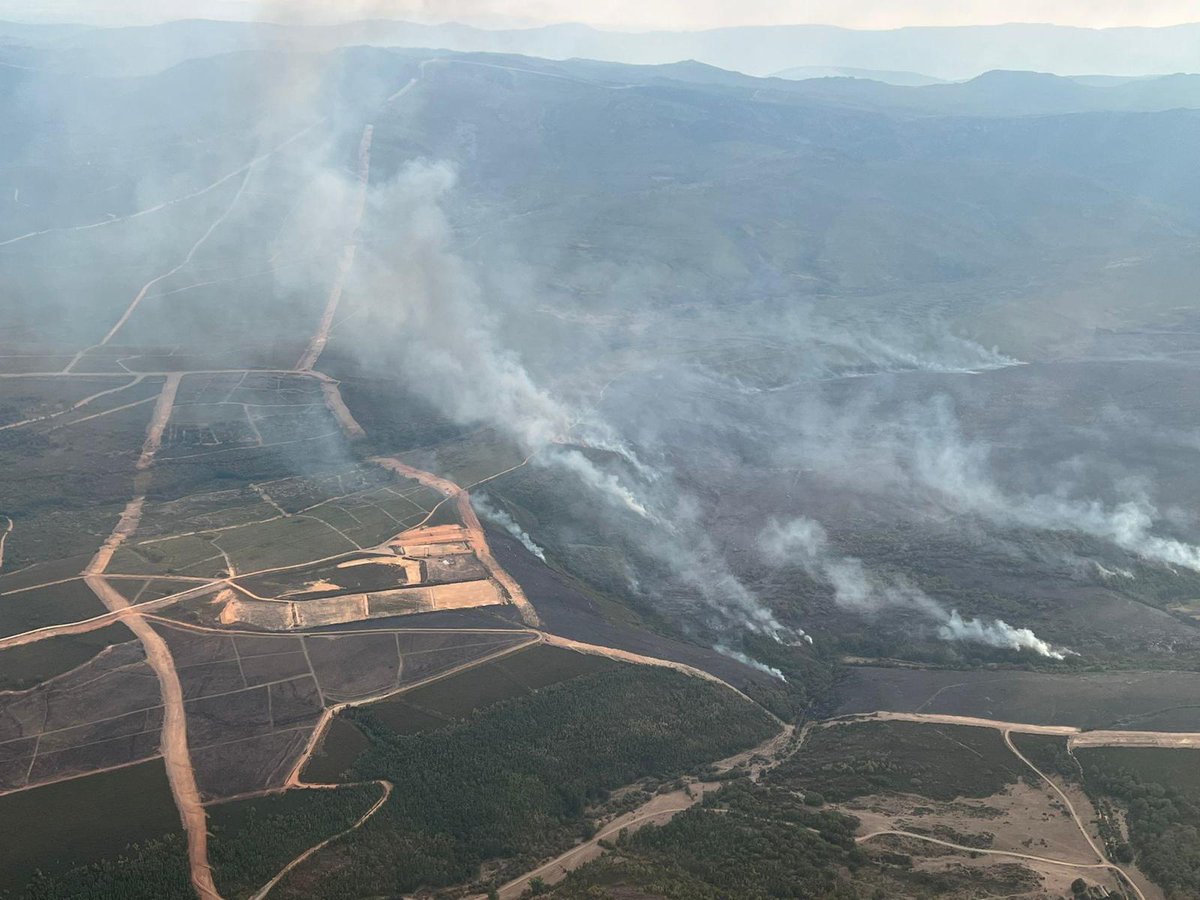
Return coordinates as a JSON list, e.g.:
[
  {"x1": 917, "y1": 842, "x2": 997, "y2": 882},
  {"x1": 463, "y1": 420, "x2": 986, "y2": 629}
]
[
  {"x1": 0, "y1": 760, "x2": 180, "y2": 893},
  {"x1": 11, "y1": 783, "x2": 381, "y2": 900},
  {"x1": 275, "y1": 666, "x2": 777, "y2": 897}
]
